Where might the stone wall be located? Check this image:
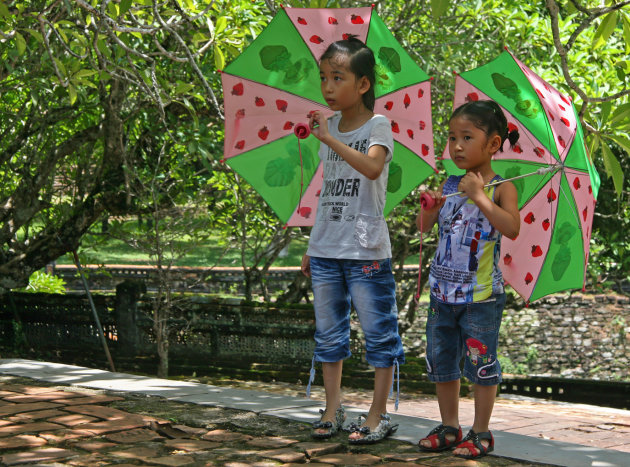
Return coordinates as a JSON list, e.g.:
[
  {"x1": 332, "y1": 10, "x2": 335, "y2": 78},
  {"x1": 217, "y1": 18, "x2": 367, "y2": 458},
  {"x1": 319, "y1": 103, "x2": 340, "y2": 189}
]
[{"x1": 404, "y1": 292, "x2": 630, "y2": 381}]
